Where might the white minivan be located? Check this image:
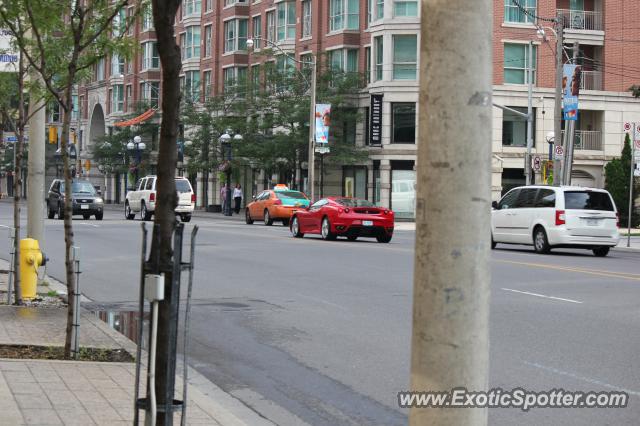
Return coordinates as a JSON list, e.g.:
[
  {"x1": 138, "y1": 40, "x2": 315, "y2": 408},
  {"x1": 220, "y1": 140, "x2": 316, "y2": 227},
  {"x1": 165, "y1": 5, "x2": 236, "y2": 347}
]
[{"x1": 491, "y1": 186, "x2": 619, "y2": 257}]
